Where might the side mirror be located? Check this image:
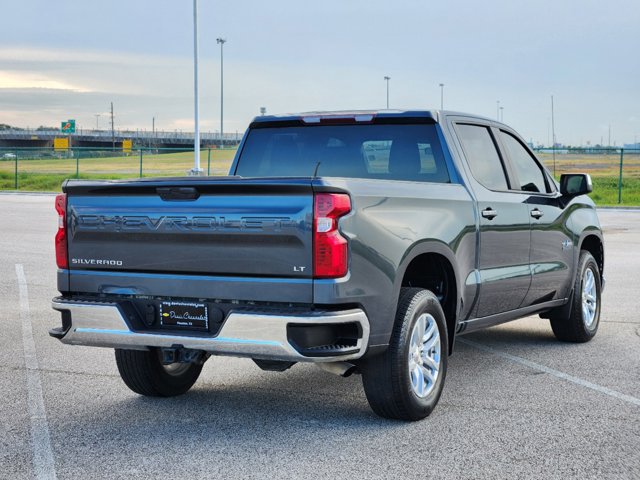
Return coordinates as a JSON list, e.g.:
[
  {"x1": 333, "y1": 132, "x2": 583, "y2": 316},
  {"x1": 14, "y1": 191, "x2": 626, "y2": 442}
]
[{"x1": 560, "y1": 173, "x2": 592, "y2": 196}]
